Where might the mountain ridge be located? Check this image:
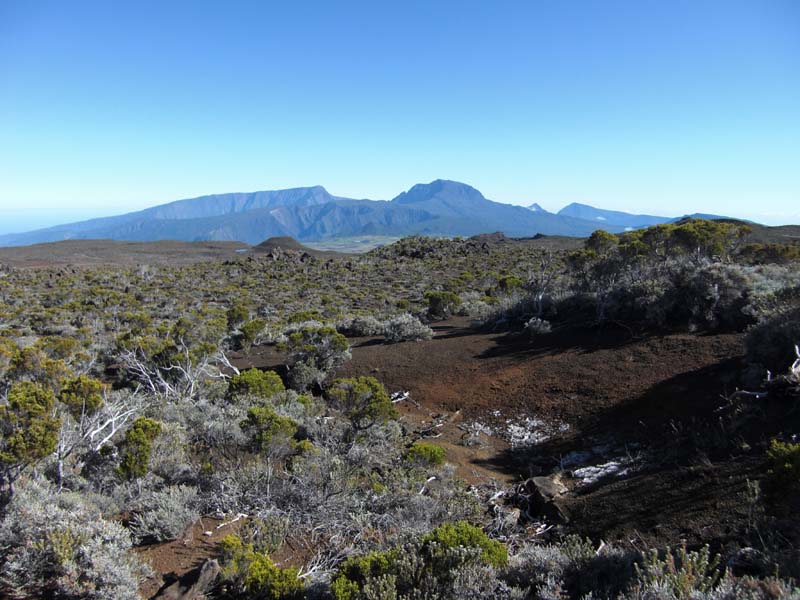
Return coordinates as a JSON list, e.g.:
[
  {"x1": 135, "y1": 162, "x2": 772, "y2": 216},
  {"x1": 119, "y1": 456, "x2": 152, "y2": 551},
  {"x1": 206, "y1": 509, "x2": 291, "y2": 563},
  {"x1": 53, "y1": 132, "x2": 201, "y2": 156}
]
[
  {"x1": 557, "y1": 202, "x2": 671, "y2": 228},
  {"x1": 0, "y1": 180, "x2": 732, "y2": 247}
]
